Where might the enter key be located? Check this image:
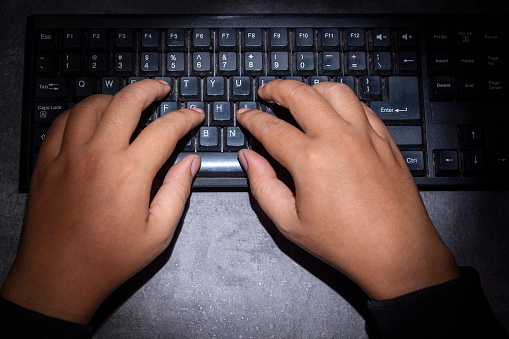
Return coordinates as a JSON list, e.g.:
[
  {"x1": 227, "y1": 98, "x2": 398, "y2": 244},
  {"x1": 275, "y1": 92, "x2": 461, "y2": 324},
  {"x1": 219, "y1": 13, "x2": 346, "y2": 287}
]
[{"x1": 370, "y1": 76, "x2": 420, "y2": 120}]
